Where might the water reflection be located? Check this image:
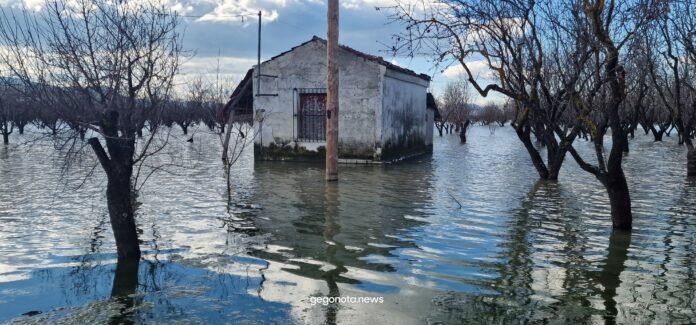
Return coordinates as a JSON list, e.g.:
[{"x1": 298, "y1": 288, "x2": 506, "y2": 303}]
[
  {"x1": 109, "y1": 259, "x2": 139, "y2": 325},
  {"x1": 323, "y1": 183, "x2": 341, "y2": 325},
  {"x1": 597, "y1": 230, "x2": 631, "y2": 324},
  {"x1": 1, "y1": 126, "x2": 696, "y2": 323}
]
